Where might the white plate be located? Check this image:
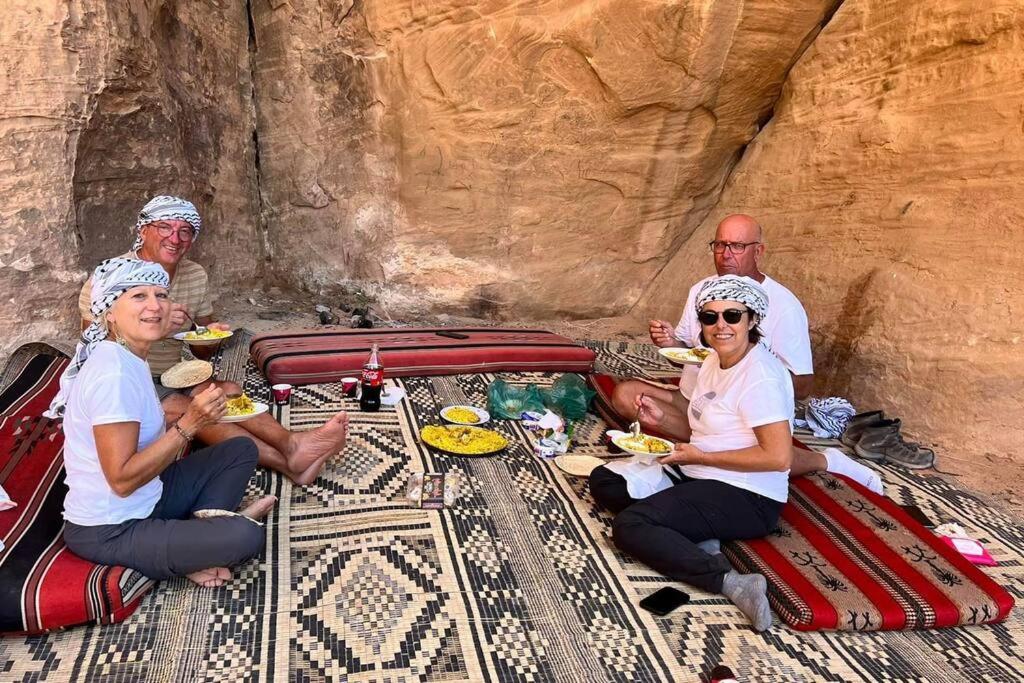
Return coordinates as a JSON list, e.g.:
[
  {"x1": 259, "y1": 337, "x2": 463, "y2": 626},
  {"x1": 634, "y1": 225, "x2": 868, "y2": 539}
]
[
  {"x1": 173, "y1": 330, "x2": 234, "y2": 346},
  {"x1": 220, "y1": 401, "x2": 269, "y2": 423},
  {"x1": 607, "y1": 429, "x2": 674, "y2": 458},
  {"x1": 554, "y1": 455, "x2": 606, "y2": 477},
  {"x1": 658, "y1": 346, "x2": 710, "y2": 367},
  {"x1": 440, "y1": 405, "x2": 490, "y2": 425}
]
